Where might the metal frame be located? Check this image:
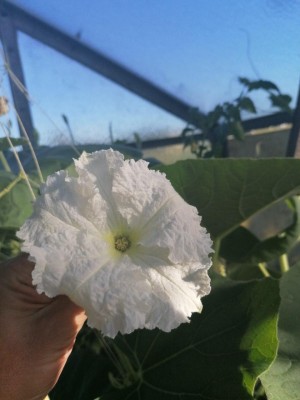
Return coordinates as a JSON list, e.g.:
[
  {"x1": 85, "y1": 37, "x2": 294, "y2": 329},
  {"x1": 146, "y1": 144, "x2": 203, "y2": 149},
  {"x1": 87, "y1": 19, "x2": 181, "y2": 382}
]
[
  {"x1": 0, "y1": 2, "x2": 35, "y2": 144},
  {"x1": 131, "y1": 111, "x2": 293, "y2": 149},
  {"x1": 0, "y1": 0, "x2": 299, "y2": 154},
  {"x1": 0, "y1": 0, "x2": 199, "y2": 147}
]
